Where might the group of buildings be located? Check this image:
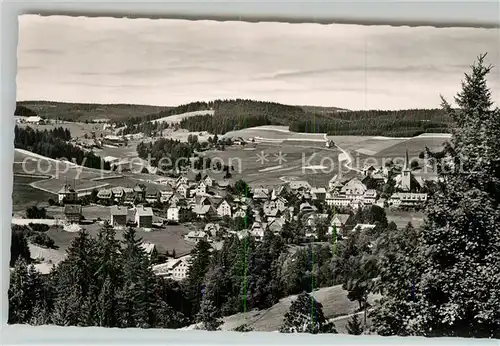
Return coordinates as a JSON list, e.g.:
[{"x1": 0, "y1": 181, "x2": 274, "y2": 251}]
[{"x1": 52, "y1": 150, "x2": 431, "y2": 280}]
